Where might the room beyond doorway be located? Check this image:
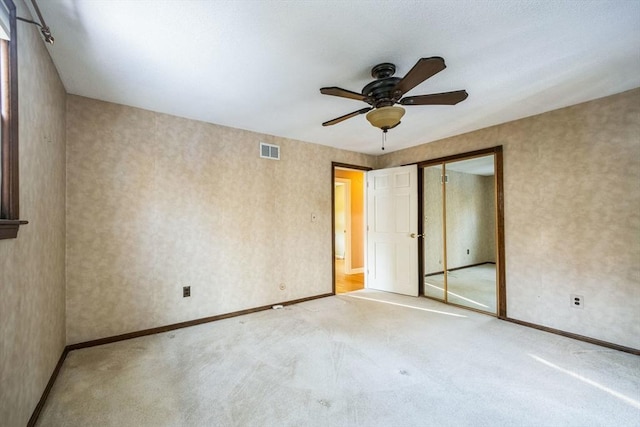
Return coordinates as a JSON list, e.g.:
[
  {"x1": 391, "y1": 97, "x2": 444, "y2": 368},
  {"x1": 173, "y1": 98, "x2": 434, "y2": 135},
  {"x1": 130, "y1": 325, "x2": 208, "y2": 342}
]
[
  {"x1": 332, "y1": 163, "x2": 369, "y2": 294},
  {"x1": 335, "y1": 259, "x2": 364, "y2": 293}
]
